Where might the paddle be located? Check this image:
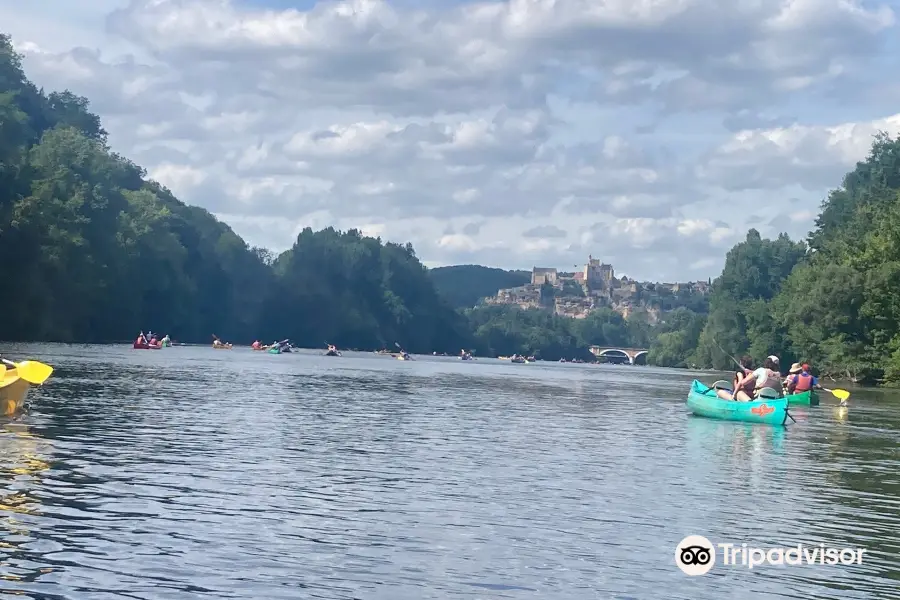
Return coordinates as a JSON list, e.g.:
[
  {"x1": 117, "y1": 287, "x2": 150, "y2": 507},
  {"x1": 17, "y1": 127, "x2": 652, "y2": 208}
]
[
  {"x1": 394, "y1": 342, "x2": 411, "y2": 359},
  {"x1": 0, "y1": 358, "x2": 53, "y2": 385},
  {"x1": 712, "y1": 337, "x2": 746, "y2": 372},
  {"x1": 822, "y1": 387, "x2": 850, "y2": 402},
  {"x1": 0, "y1": 365, "x2": 5, "y2": 379}
]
